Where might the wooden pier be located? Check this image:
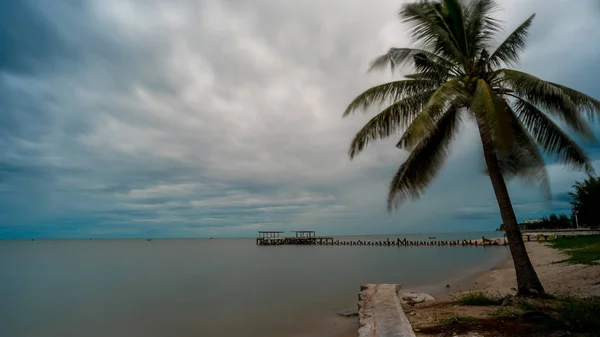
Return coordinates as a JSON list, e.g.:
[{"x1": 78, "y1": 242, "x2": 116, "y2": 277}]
[
  {"x1": 256, "y1": 231, "x2": 508, "y2": 247},
  {"x1": 256, "y1": 231, "x2": 334, "y2": 245}
]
